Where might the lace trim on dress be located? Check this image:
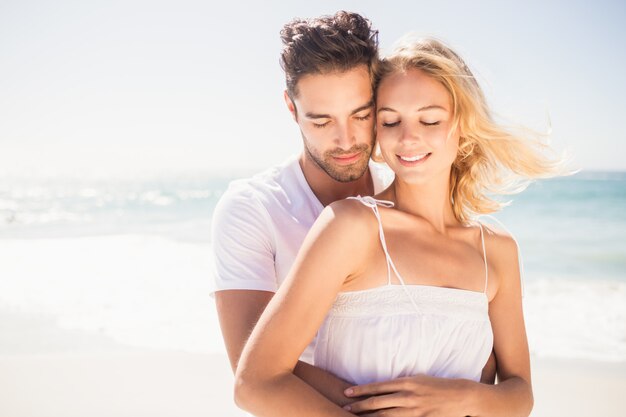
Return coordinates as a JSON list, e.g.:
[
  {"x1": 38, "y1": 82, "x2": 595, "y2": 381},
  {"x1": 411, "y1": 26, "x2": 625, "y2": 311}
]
[{"x1": 329, "y1": 285, "x2": 488, "y2": 319}]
